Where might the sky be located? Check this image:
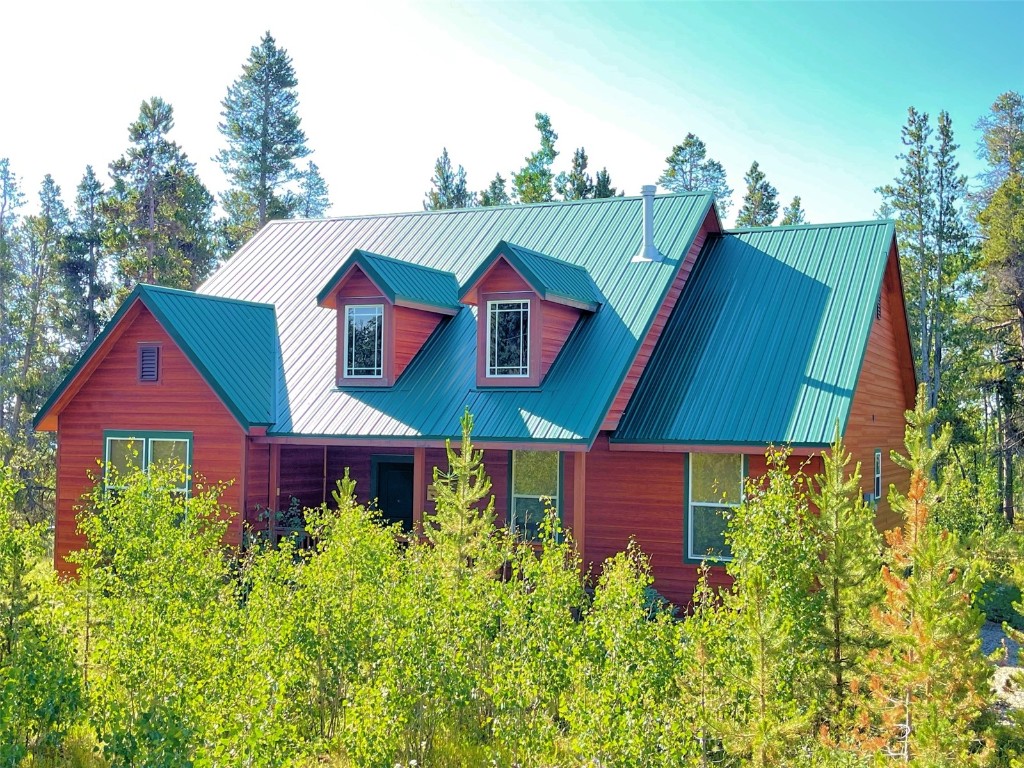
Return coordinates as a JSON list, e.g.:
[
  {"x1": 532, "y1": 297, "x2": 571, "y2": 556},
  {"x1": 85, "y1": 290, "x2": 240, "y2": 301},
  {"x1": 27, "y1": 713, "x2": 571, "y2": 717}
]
[{"x1": 3, "y1": 1, "x2": 1022, "y2": 227}]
